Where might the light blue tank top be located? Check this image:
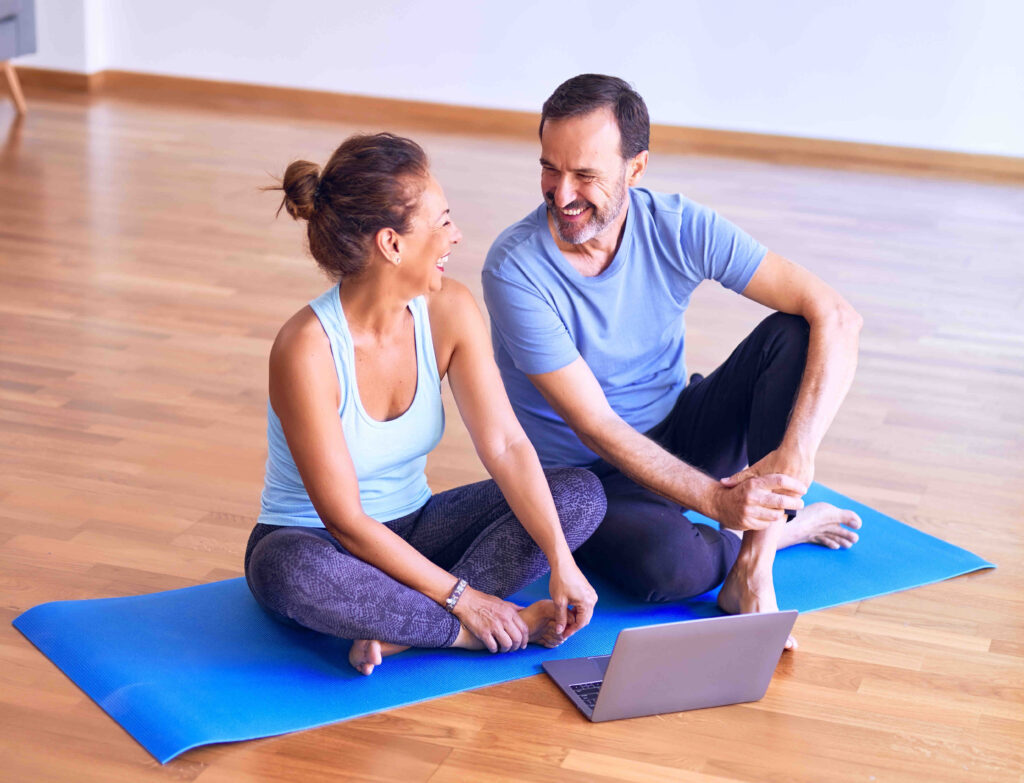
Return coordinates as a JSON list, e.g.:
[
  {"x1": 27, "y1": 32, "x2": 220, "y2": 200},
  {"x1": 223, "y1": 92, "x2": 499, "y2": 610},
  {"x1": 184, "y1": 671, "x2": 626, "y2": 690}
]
[{"x1": 258, "y1": 286, "x2": 445, "y2": 526}]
